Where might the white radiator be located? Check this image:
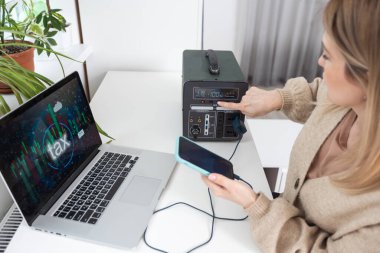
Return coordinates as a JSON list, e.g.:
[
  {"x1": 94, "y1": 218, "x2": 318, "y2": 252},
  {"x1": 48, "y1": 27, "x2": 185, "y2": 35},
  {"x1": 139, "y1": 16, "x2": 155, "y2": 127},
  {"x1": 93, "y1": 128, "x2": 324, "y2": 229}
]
[{"x1": 0, "y1": 205, "x2": 22, "y2": 253}]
